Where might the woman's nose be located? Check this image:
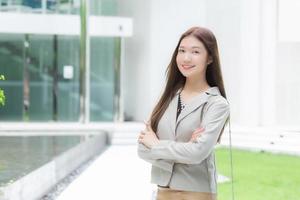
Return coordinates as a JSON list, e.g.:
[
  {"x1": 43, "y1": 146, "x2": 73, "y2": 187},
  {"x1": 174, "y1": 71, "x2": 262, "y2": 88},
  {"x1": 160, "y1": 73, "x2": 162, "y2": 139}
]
[{"x1": 183, "y1": 53, "x2": 192, "y2": 62}]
